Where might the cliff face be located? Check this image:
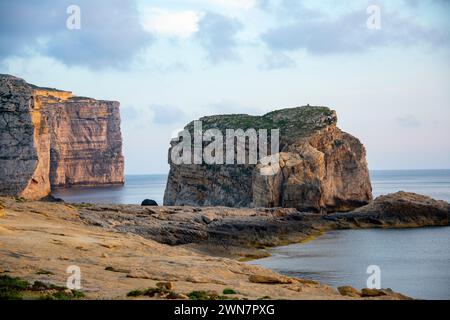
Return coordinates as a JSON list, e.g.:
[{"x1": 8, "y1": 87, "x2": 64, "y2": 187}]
[
  {"x1": 164, "y1": 106, "x2": 372, "y2": 212},
  {"x1": 0, "y1": 74, "x2": 124, "y2": 200}
]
